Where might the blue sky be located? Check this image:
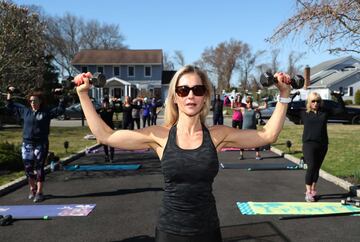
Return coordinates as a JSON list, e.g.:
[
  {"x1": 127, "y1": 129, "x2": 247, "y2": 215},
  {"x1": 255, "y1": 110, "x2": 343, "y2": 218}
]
[{"x1": 14, "y1": 0, "x2": 346, "y2": 71}]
